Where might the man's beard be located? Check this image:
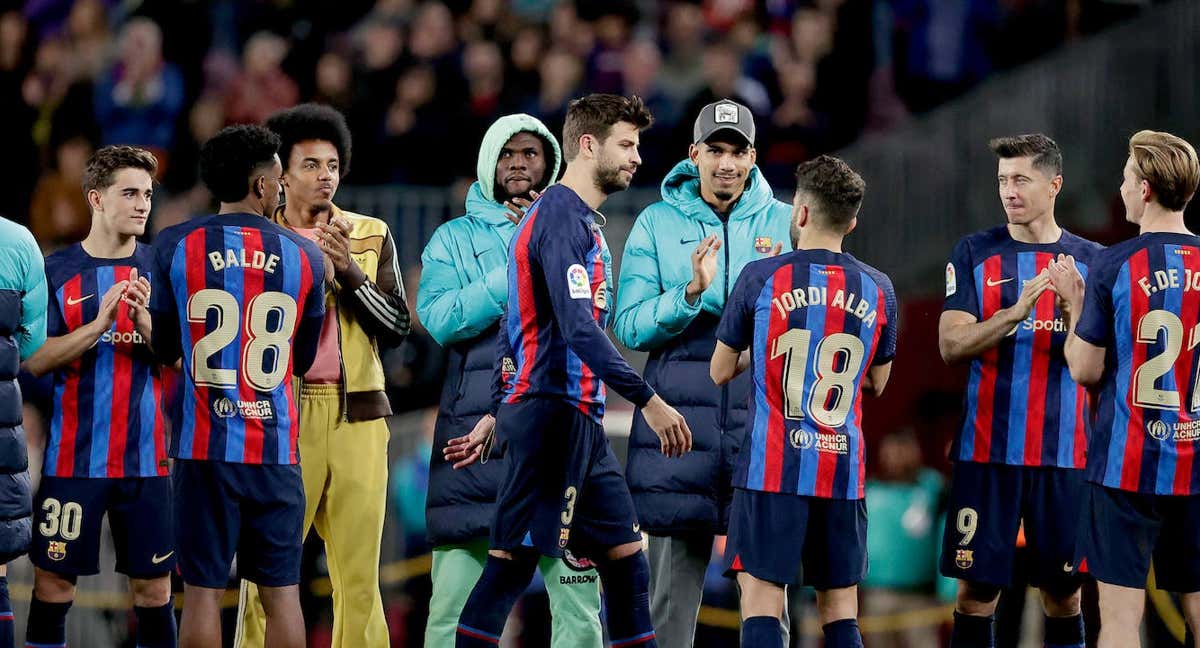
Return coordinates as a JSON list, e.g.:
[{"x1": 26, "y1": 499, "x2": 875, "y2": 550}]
[{"x1": 594, "y1": 158, "x2": 631, "y2": 195}]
